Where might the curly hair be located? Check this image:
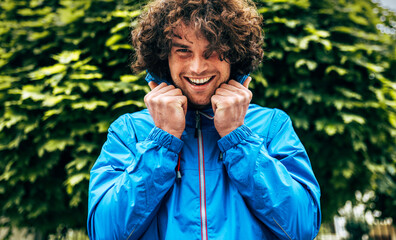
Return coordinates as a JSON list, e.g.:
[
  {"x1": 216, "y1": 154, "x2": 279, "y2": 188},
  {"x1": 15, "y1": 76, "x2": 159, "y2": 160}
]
[{"x1": 131, "y1": 0, "x2": 264, "y2": 80}]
